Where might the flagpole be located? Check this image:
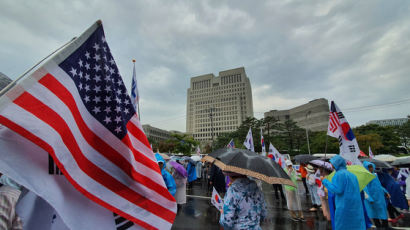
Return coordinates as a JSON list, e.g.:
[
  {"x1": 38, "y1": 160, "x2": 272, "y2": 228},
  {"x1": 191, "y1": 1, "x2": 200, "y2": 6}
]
[
  {"x1": 132, "y1": 60, "x2": 141, "y2": 120},
  {"x1": 0, "y1": 37, "x2": 77, "y2": 97}
]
